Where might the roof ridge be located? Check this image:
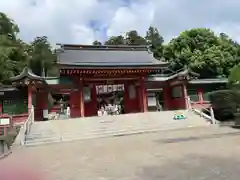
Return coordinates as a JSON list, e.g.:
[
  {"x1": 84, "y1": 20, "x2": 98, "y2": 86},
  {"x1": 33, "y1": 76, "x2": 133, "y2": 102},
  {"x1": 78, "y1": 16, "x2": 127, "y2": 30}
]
[{"x1": 58, "y1": 44, "x2": 149, "y2": 51}]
